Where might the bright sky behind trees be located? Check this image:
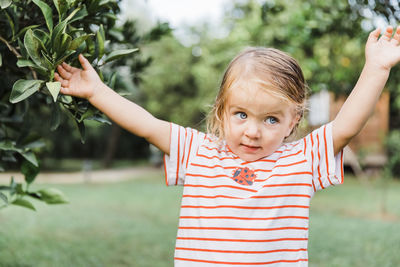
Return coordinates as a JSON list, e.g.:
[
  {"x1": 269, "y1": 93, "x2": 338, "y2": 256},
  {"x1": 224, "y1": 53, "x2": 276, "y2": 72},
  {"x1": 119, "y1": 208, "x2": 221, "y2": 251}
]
[{"x1": 142, "y1": 0, "x2": 230, "y2": 28}]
